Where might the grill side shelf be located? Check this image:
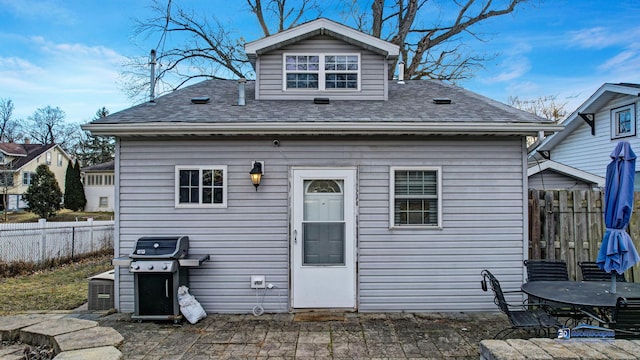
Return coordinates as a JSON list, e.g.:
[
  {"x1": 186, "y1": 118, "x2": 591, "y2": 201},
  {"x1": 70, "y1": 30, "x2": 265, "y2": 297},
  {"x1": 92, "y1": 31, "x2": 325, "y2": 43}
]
[
  {"x1": 113, "y1": 256, "x2": 132, "y2": 267},
  {"x1": 179, "y1": 254, "x2": 210, "y2": 267}
]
